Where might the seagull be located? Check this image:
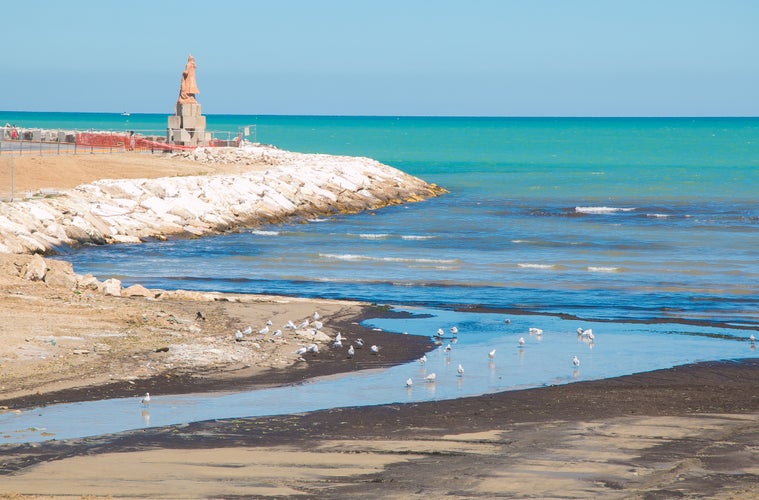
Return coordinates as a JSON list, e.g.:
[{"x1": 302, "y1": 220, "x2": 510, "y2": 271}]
[
  {"x1": 297, "y1": 319, "x2": 310, "y2": 329},
  {"x1": 425, "y1": 373, "x2": 436, "y2": 382},
  {"x1": 444, "y1": 343, "x2": 452, "y2": 353},
  {"x1": 241, "y1": 325, "x2": 253, "y2": 335},
  {"x1": 141, "y1": 392, "x2": 150, "y2": 406},
  {"x1": 450, "y1": 326, "x2": 459, "y2": 335},
  {"x1": 572, "y1": 355, "x2": 580, "y2": 367},
  {"x1": 406, "y1": 377, "x2": 413, "y2": 387},
  {"x1": 258, "y1": 325, "x2": 270, "y2": 335},
  {"x1": 313, "y1": 320, "x2": 324, "y2": 330},
  {"x1": 505, "y1": 318, "x2": 511, "y2": 324},
  {"x1": 307, "y1": 343, "x2": 319, "y2": 354},
  {"x1": 581, "y1": 328, "x2": 594, "y2": 340},
  {"x1": 235, "y1": 330, "x2": 244, "y2": 341},
  {"x1": 313, "y1": 311, "x2": 321, "y2": 320},
  {"x1": 266, "y1": 319, "x2": 273, "y2": 326},
  {"x1": 457, "y1": 363, "x2": 464, "y2": 376},
  {"x1": 355, "y1": 338, "x2": 365, "y2": 349},
  {"x1": 370, "y1": 344, "x2": 379, "y2": 355},
  {"x1": 419, "y1": 354, "x2": 427, "y2": 364},
  {"x1": 347, "y1": 345, "x2": 355, "y2": 358},
  {"x1": 518, "y1": 337, "x2": 526, "y2": 347},
  {"x1": 749, "y1": 334, "x2": 756, "y2": 343},
  {"x1": 285, "y1": 320, "x2": 297, "y2": 330},
  {"x1": 335, "y1": 332, "x2": 342, "y2": 343},
  {"x1": 333, "y1": 339, "x2": 343, "y2": 348},
  {"x1": 272, "y1": 329, "x2": 282, "y2": 336},
  {"x1": 435, "y1": 328, "x2": 445, "y2": 337},
  {"x1": 528, "y1": 327, "x2": 543, "y2": 335},
  {"x1": 294, "y1": 346, "x2": 307, "y2": 355},
  {"x1": 488, "y1": 349, "x2": 496, "y2": 360}
]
